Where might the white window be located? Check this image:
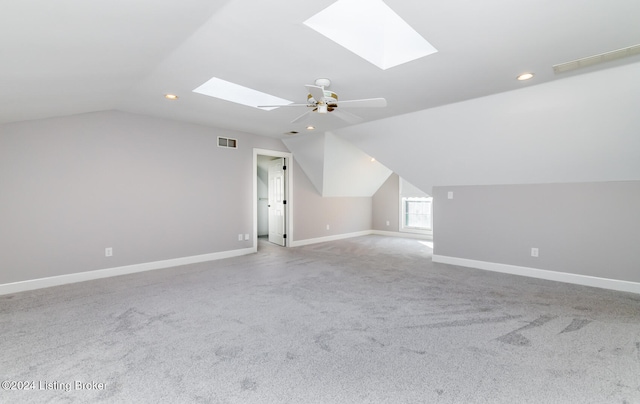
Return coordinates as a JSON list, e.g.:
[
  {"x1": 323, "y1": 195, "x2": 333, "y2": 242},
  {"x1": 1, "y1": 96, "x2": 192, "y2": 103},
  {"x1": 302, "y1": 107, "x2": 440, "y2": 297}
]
[
  {"x1": 399, "y1": 177, "x2": 432, "y2": 234},
  {"x1": 403, "y1": 197, "x2": 432, "y2": 229}
]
